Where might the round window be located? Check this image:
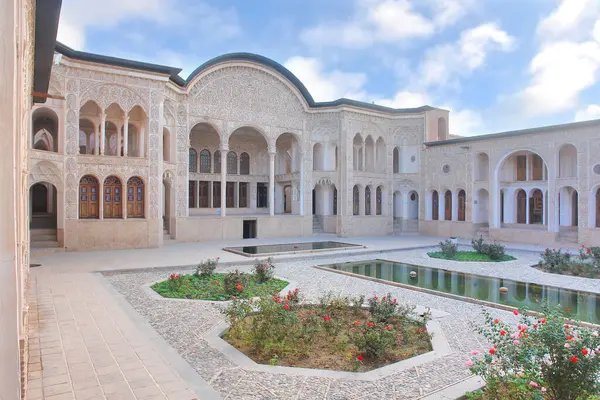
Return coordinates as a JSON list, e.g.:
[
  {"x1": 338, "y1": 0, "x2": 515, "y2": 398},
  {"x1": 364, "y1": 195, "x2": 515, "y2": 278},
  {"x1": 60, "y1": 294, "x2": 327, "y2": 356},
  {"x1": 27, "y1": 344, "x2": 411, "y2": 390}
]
[
  {"x1": 442, "y1": 164, "x2": 450, "y2": 173},
  {"x1": 410, "y1": 193, "x2": 416, "y2": 201},
  {"x1": 594, "y1": 164, "x2": 600, "y2": 175}
]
